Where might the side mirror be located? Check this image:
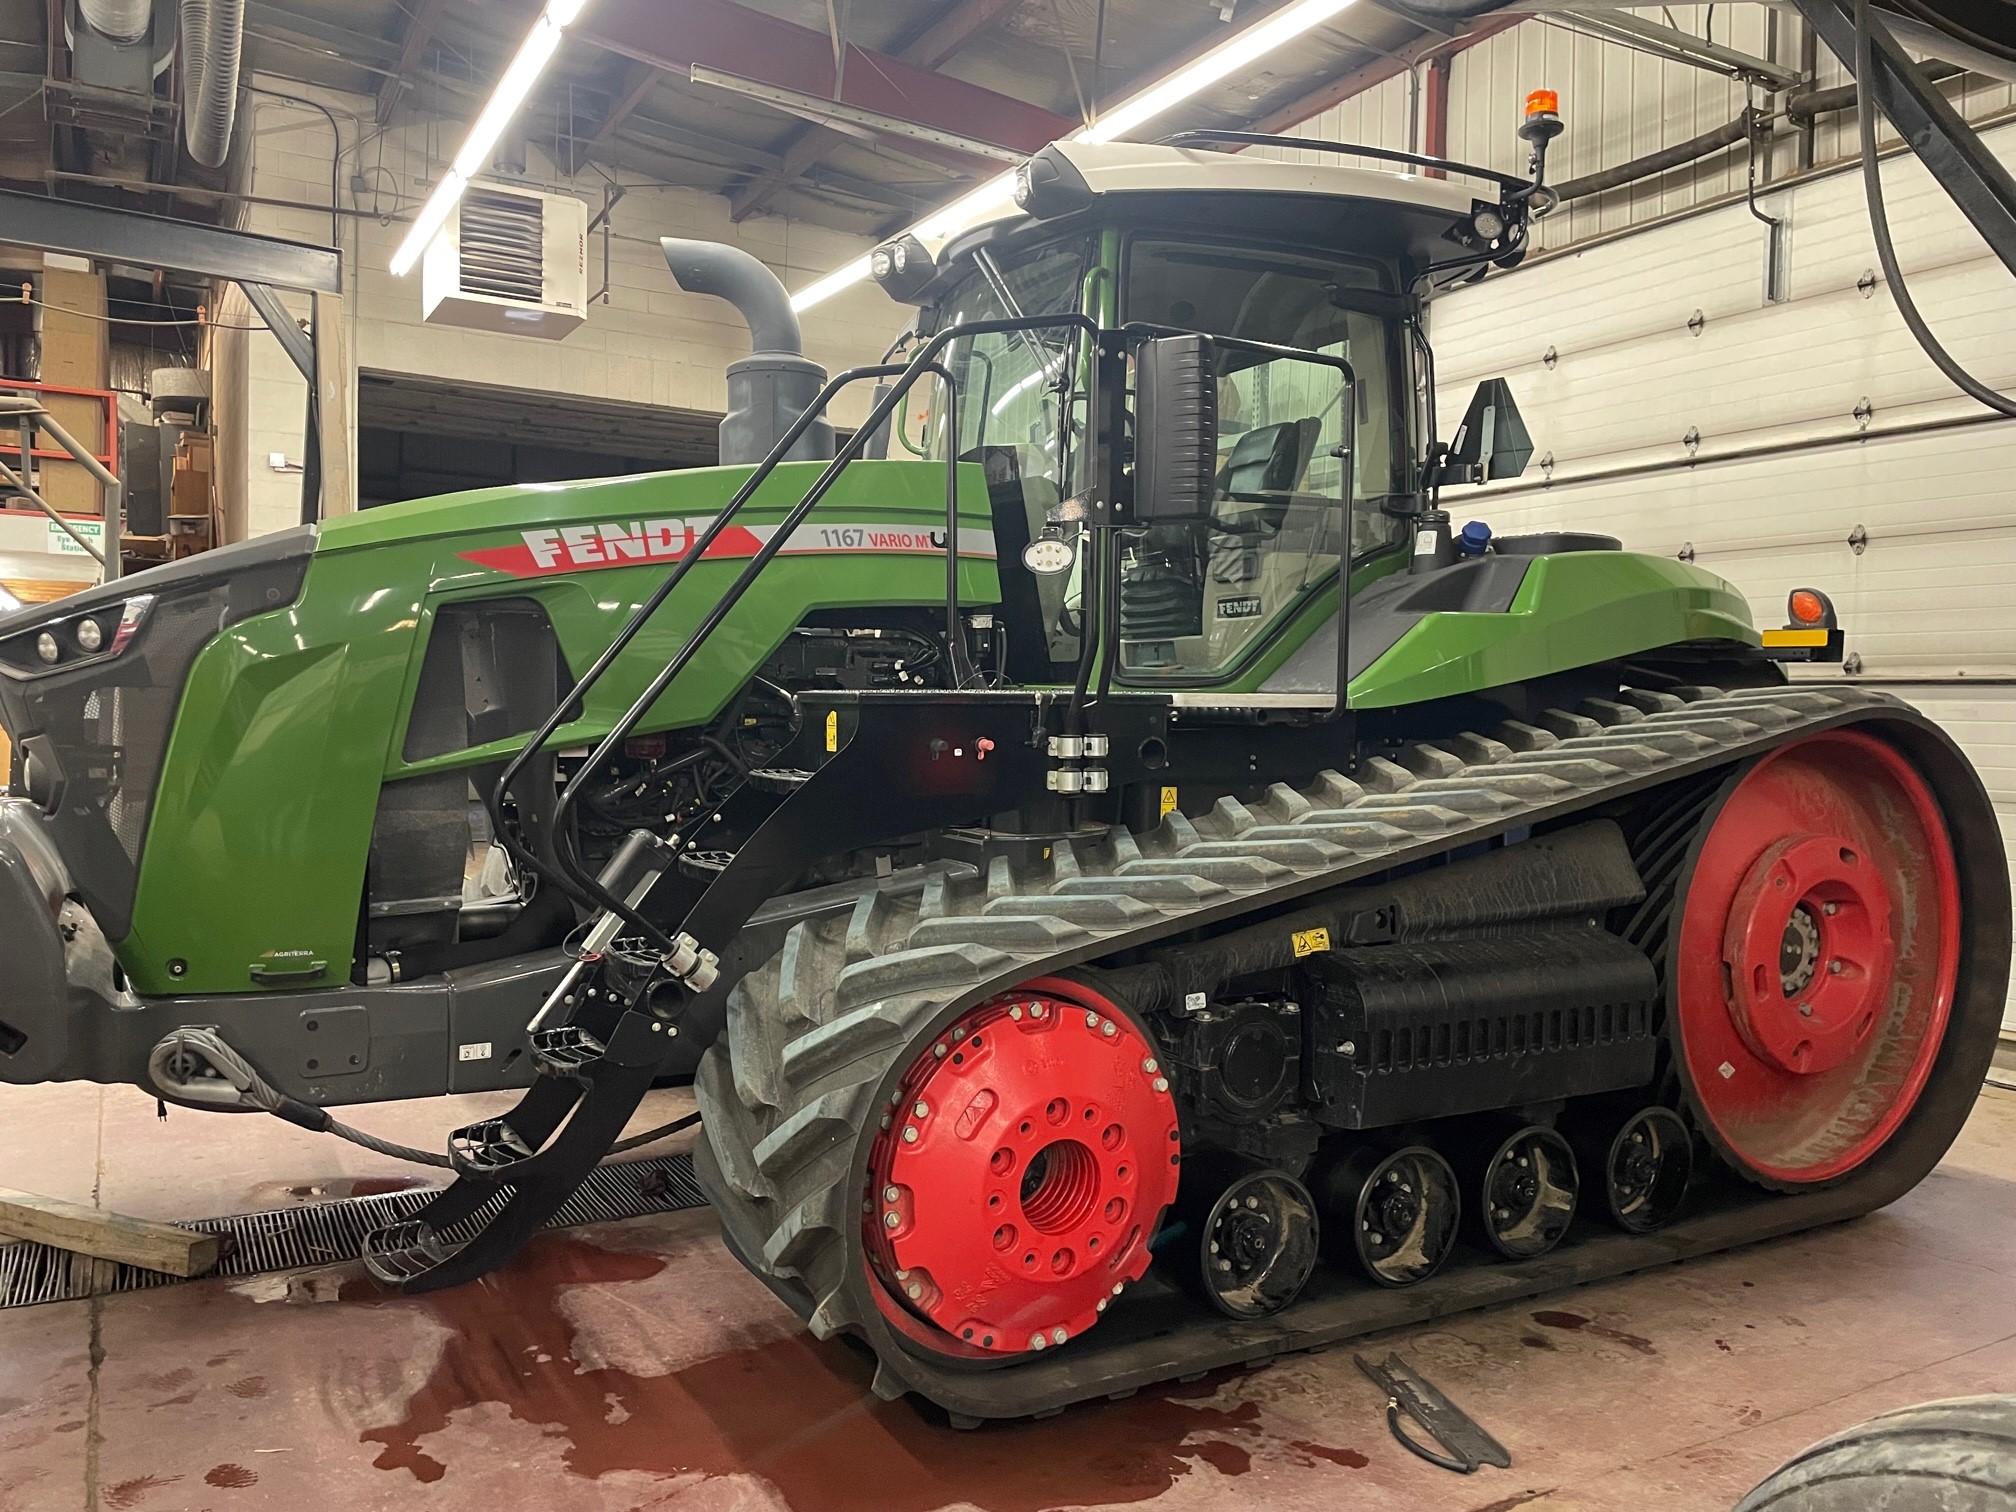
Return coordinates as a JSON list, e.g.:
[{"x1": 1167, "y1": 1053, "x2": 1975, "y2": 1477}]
[
  {"x1": 1445, "y1": 377, "x2": 1533, "y2": 484},
  {"x1": 1133, "y1": 334, "x2": 1218, "y2": 522}
]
